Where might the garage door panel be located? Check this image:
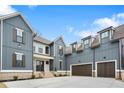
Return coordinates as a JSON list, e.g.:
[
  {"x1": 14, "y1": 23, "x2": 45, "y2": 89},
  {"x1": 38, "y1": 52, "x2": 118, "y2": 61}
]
[
  {"x1": 97, "y1": 62, "x2": 115, "y2": 78},
  {"x1": 72, "y1": 64, "x2": 92, "y2": 76}
]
